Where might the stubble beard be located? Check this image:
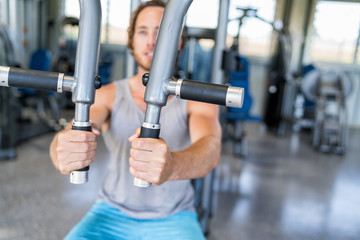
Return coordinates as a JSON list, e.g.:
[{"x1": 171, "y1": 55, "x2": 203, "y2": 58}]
[{"x1": 133, "y1": 51, "x2": 151, "y2": 72}]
